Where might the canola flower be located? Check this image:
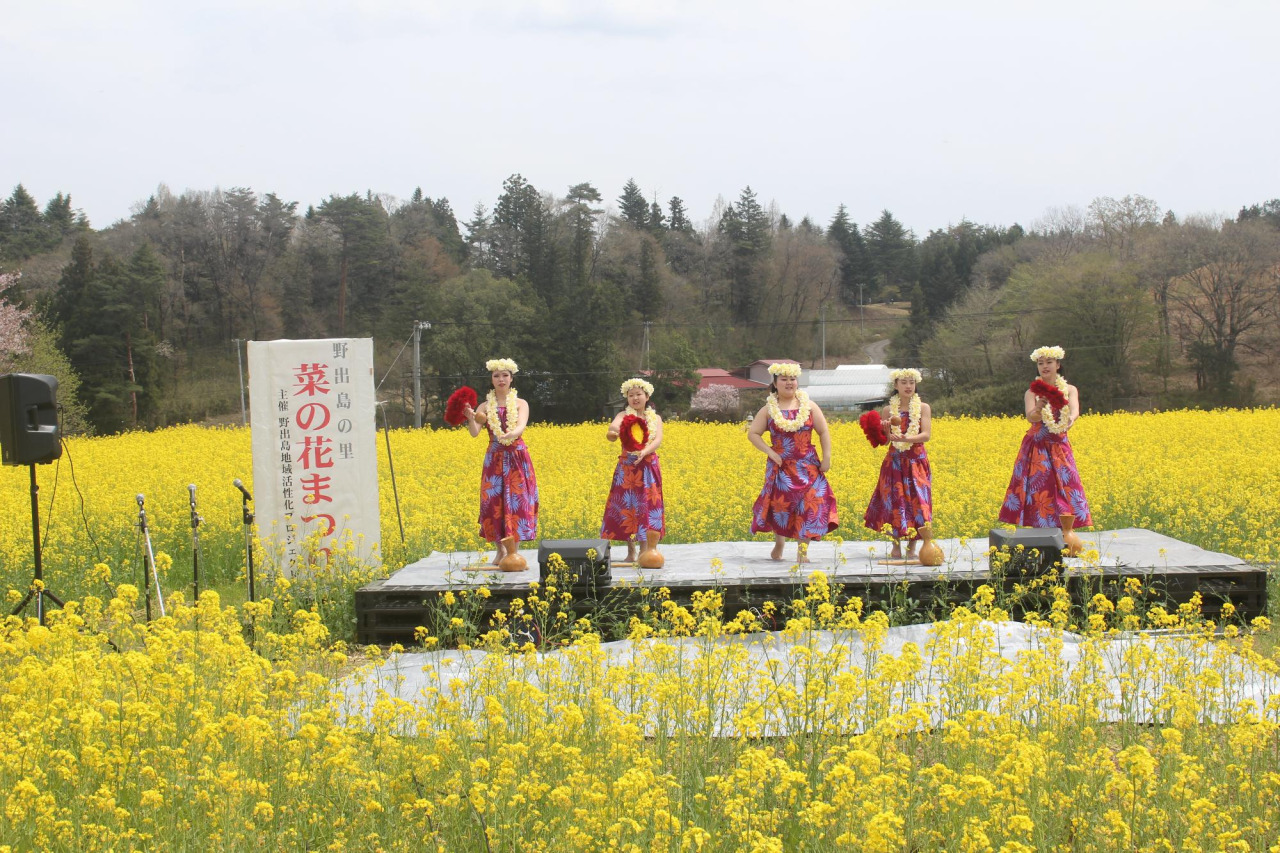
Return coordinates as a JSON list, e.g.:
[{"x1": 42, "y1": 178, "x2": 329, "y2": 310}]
[
  {"x1": 2, "y1": 410, "x2": 1278, "y2": 607},
  {"x1": 1, "y1": 405, "x2": 1279, "y2": 849},
  {"x1": 2, "y1": 578, "x2": 1279, "y2": 850}
]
